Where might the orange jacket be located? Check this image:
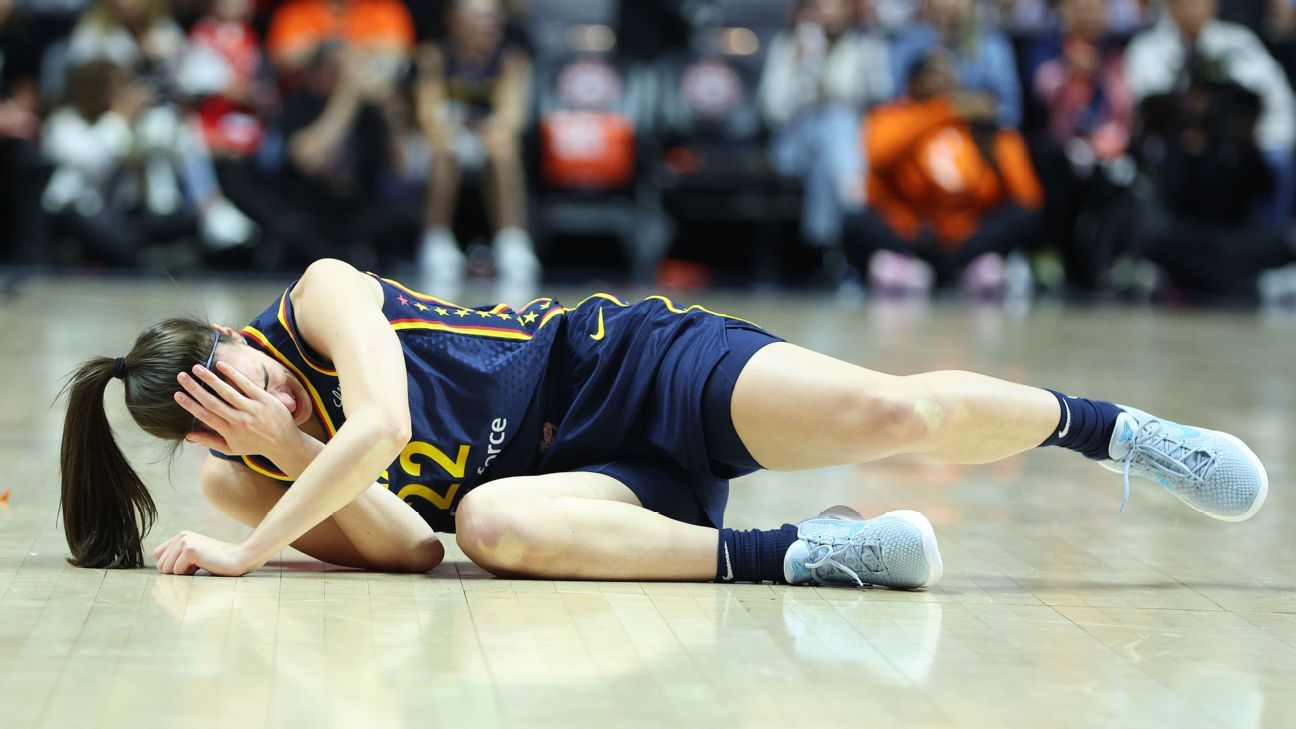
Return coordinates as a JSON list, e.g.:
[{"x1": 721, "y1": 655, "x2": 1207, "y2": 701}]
[
  {"x1": 865, "y1": 97, "x2": 1043, "y2": 248},
  {"x1": 267, "y1": 0, "x2": 416, "y2": 61}
]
